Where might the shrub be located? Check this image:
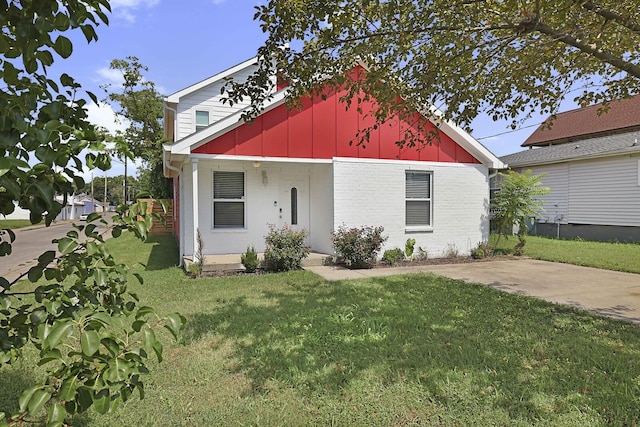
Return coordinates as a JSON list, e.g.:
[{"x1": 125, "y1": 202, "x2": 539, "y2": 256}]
[
  {"x1": 332, "y1": 225, "x2": 387, "y2": 269},
  {"x1": 405, "y1": 238, "x2": 416, "y2": 259},
  {"x1": 414, "y1": 246, "x2": 428, "y2": 261},
  {"x1": 263, "y1": 225, "x2": 310, "y2": 272},
  {"x1": 241, "y1": 245, "x2": 260, "y2": 273},
  {"x1": 444, "y1": 243, "x2": 459, "y2": 258},
  {"x1": 382, "y1": 248, "x2": 405, "y2": 265},
  {"x1": 471, "y1": 241, "x2": 491, "y2": 259}
]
